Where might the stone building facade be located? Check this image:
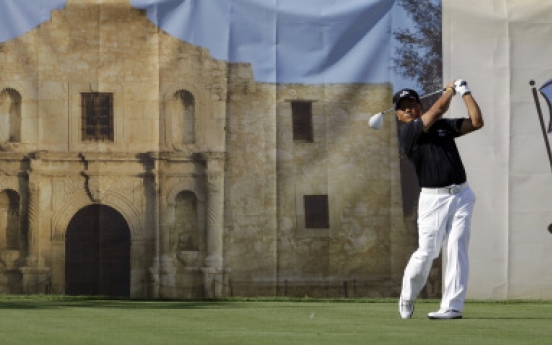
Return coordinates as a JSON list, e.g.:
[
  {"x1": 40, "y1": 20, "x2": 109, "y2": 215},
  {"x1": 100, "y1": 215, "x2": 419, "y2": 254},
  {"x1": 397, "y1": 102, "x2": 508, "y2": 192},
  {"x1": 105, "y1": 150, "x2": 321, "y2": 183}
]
[{"x1": 0, "y1": 0, "x2": 417, "y2": 298}]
